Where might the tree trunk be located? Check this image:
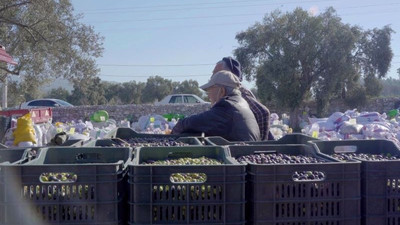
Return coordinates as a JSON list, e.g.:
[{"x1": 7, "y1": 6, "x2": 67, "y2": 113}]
[{"x1": 289, "y1": 107, "x2": 301, "y2": 132}]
